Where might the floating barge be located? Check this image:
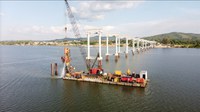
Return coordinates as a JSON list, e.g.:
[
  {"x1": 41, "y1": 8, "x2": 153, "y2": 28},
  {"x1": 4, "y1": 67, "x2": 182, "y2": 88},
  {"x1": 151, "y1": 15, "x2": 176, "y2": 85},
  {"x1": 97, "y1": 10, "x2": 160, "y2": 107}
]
[
  {"x1": 62, "y1": 70, "x2": 148, "y2": 88},
  {"x1": 63, "y1": 76, "x2": 148, "y2": 88},
  {"x1": 51, "y1": 48, "x2": 149, "y2": 88}
]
